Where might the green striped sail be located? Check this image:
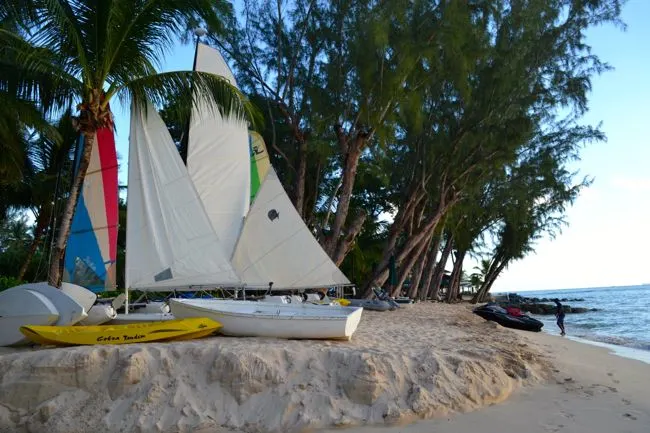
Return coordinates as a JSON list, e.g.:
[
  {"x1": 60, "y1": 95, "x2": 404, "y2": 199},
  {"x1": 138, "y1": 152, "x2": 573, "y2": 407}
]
[{"x1": 249, "y1": 131, "x2": 270, "y2": 203}]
